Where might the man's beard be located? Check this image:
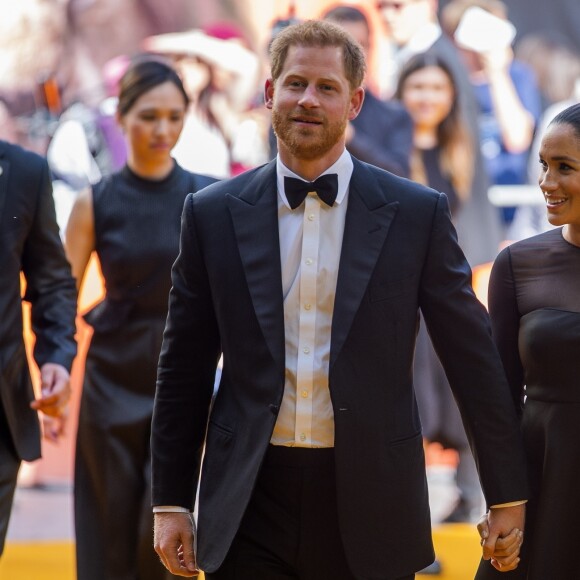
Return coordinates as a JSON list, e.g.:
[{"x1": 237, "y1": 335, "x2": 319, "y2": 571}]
[{"x1": 271, "y1": 108, "x2": 348, "y2": 161}]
